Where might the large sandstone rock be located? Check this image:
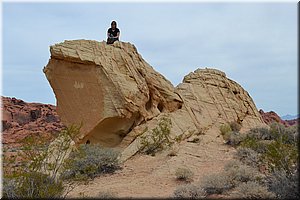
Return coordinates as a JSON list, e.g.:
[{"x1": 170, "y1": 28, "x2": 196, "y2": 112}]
[
  {"x1": 43, "y1": 39, "x2": 266, "y2": 160},
  {"x1": 176, "y1": 68, "x2": 265, "y2": 131},
  {"x1": 43, "y1": 40, "x2": 182, "y2": 147}
]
